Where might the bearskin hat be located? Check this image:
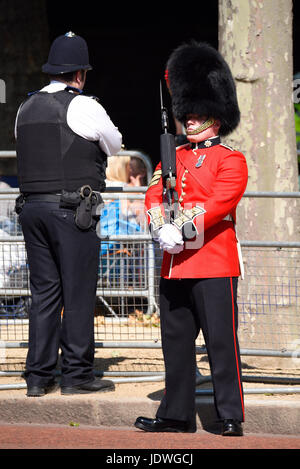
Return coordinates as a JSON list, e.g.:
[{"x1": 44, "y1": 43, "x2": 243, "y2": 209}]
[{"x1": 166, "y1": 41, "x2": 240, "y2": 136}]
